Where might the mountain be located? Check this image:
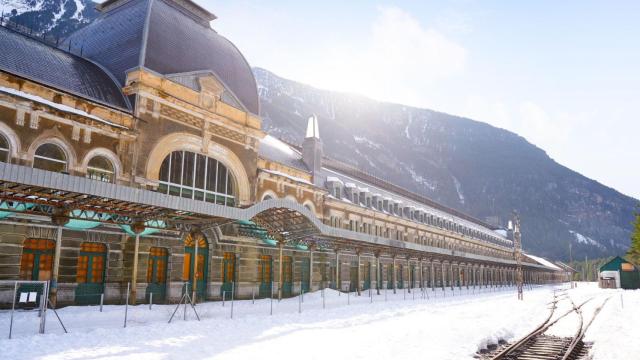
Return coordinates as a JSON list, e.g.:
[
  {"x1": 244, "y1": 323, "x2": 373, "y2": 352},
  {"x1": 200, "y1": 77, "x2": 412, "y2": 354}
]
[
  {"x1": 255, "y1": 68, "x2": 638, "y2": 261},
  {"x1": 0, "y1": 0, "x2": 98, "y2": 38},
  {"x1": 0, "y1": 1, "x2": 636, "y2": 261}
]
